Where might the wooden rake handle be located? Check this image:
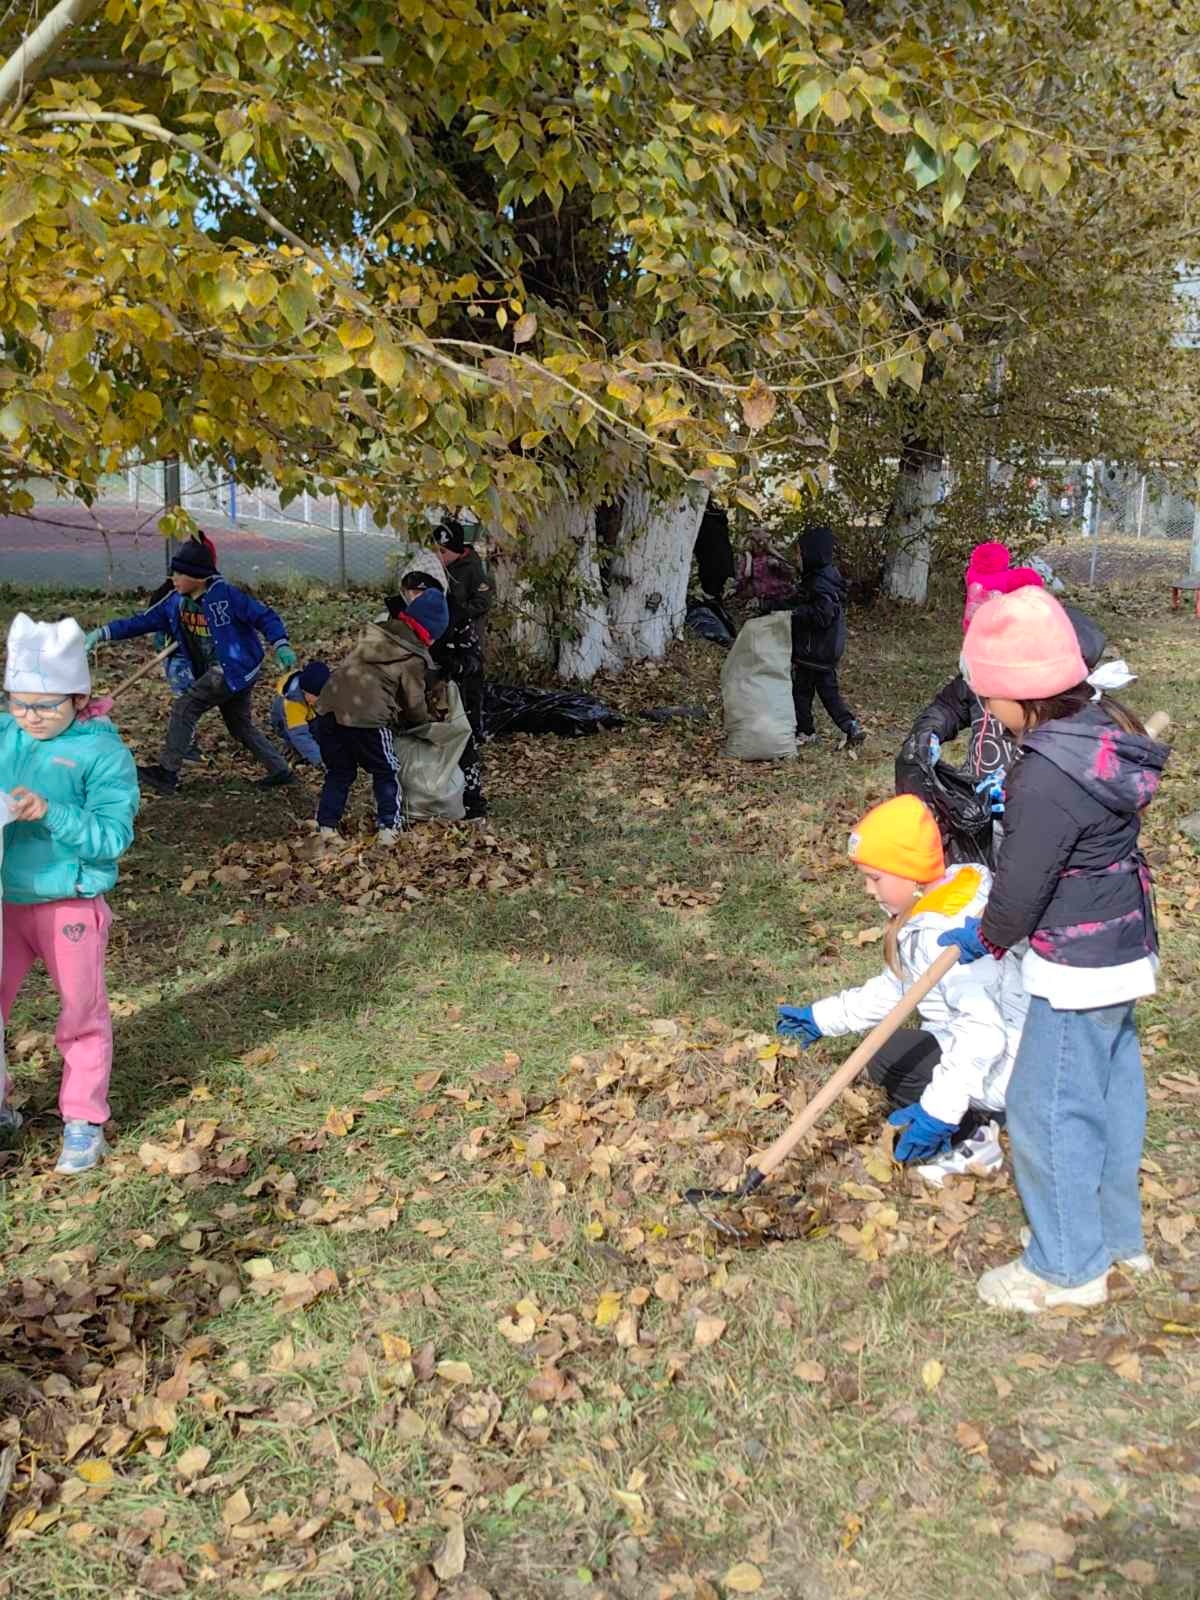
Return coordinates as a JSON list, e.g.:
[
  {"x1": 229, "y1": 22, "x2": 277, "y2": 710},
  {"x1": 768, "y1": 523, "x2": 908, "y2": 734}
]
[
  {"x1": 109, "y1": 642, "x2": 177, "y2": 701},
  {"x1": 750, "y1": 943, "x2": 962, "y2": 1186}
]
